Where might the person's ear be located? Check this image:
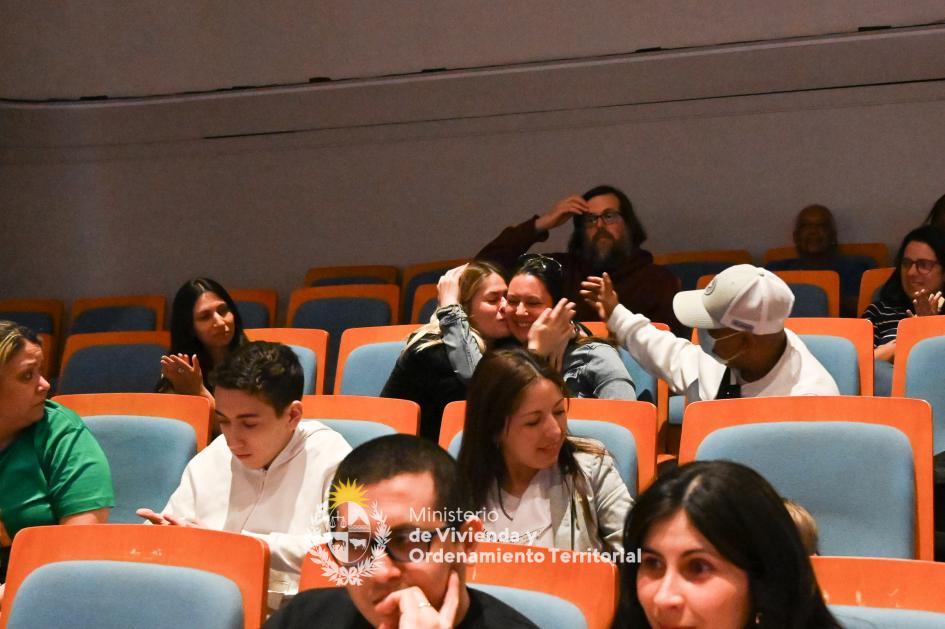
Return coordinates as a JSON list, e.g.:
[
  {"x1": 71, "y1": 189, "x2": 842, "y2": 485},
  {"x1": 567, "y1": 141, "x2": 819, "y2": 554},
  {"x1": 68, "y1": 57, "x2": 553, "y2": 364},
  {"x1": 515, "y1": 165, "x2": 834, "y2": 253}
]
[
  {"x1": 458, "y1": 517, "x2": 484, "y2": 554},
  {"x1": 286, "y1": 400, "x2": 303, "y2": 428}
]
